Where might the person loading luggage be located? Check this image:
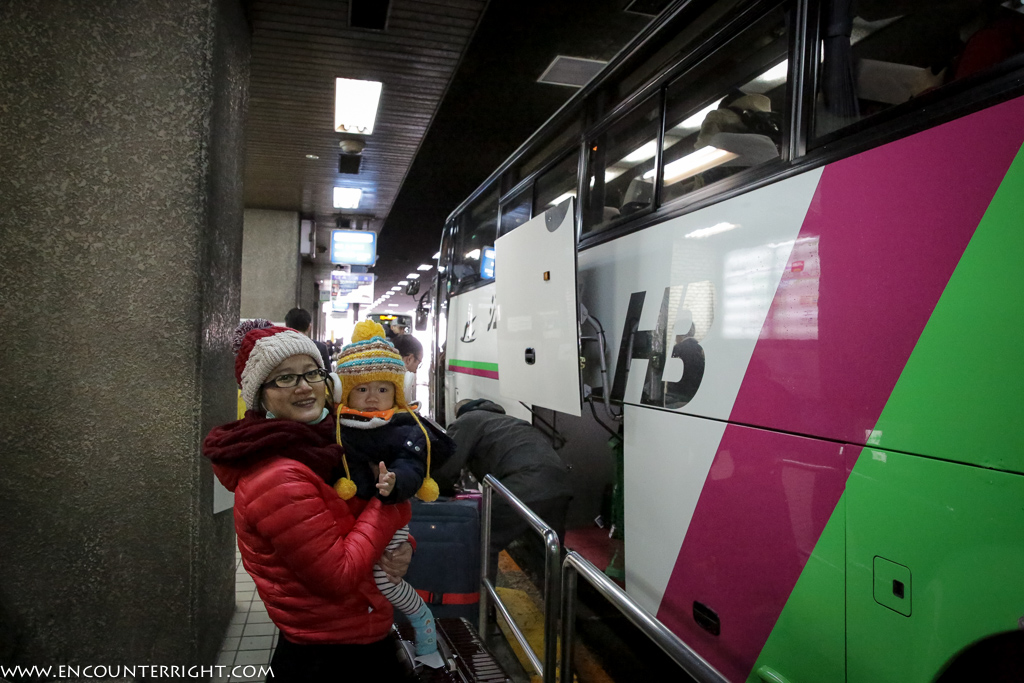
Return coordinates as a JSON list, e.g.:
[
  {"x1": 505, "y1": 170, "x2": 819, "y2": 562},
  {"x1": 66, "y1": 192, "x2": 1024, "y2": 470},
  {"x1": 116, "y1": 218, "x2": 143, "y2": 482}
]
[
  {"x1": 332, "y1": 320, "x2": 455, "y2": 660},
  {"x1": 434, "y1": 399, "x2": 573, "y2": 581}
]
